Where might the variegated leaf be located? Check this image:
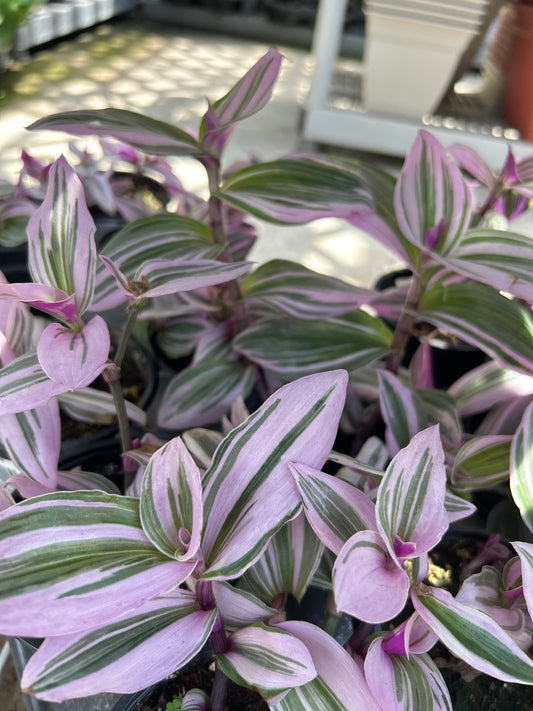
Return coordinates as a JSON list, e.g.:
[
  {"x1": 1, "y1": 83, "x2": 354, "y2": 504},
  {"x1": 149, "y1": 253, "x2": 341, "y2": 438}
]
[
  {"x1": 199, "y1": 48, "x2": 282, "y2": 154},
  {"x1": 218, "y1": 156, "x2": 373, "y2": 224},
  {"x1": 217, "y1": 622, "x2": 316, "y2": 699},
  {"x1": 93, "y1": 214, "x2": 217, "y2": 310},
  {"x1": 0, "y1": 492, "x2": 195, "y2": 637},
  {"x1": 511, "y1": 401, "x2": 533, "y2": 534},
  {"x1": 444, "y1": 491, "x2": 477, "y2": 524},
  {"x1": 271, "y1": 620, "x2": 381, "y2": 711},
  {"x1": 0, "y1": 398, "x2": 60, "y2": 487},
  {"x1": 58, "y1": 387, "x2": 147, "y2": 427},
  {"x1": 241, "y1": 259, "x2": 374, "y2": 320},
  {"x1": 290, "y1": 463, "x2": 376, "y2": 555},
  {"x1": 182, "y1": 428, "x2": 224, "y2": 470},
  {"x1": 240, "y1": 512, "x2": 324, "y2": 604},
  {"x1": 11, "y1": 469, "x2": 121, "y2": 497},
  {"x1": 201, "y1": 370, "x2": 348, "y2": 580},
  {"x1": 448, "y1": 360, "x2": 533, "y2": 418},
  {"x1": 451, "y1": 436, "x2": 512, "y2": 491},
  {"x1": 140, "y1": 437, "x2": 203, "y2": 562},
  {"x1": 438, "y1": 228, "x2": 533, "y2": 303},
  {"x1": 333, "y1": 530, "x2": 410, "y2": 624},
  {"x1": 412, "y1": 584, "x2": 533, "y2": 683},
  {"x1": 417, "y1": 388, "x2": 462, "y2": 449},
  {"x1": 157, "y1": 358, "x2": 256, "y2": 430},
  {"x1": 0, "y1": 282, "x2": 78, "y2": 324},
  {"x1": 27, "y1": 156, "x2": 96, "y2": 318},
  {"x1": 378, "y1": 370, "x2": 426, "y2": 455},
  {"x1": 213, "y1": 581, "x2": 276, "y2": 630},
  {"x1": 154, "y1": 315, "x2": 210, "y2": 359},
  {"x1": 233, "y1": 313, "x2": 392, "y2": 379},
  {"x1": 0, "y1": 352, "x2": 66, "y2": 415},
  {"x1": 182, "y1": 689, "x2": 209, "y2": 710},
  {"x1": 377, "y1": 425, "x2": 448, "y2": 564},
  {"x1": 395, "y1": 130, "x2": 472, "y2": 255},
  {"x1": 37, "y1": 316, "x2": 110, "y2": 390},
  {"x1": 364, "y1": 636, "x2": 436, "y2": 711},
  {"x1": 415, "y1": 279, "x2": 533, "y2": 376},
  {"x1": 21, "y1": 590, "x2": 217, "y2": 700},
  {"x1": 28, "y1": 108, "x2": 203, "y2": 156}
]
